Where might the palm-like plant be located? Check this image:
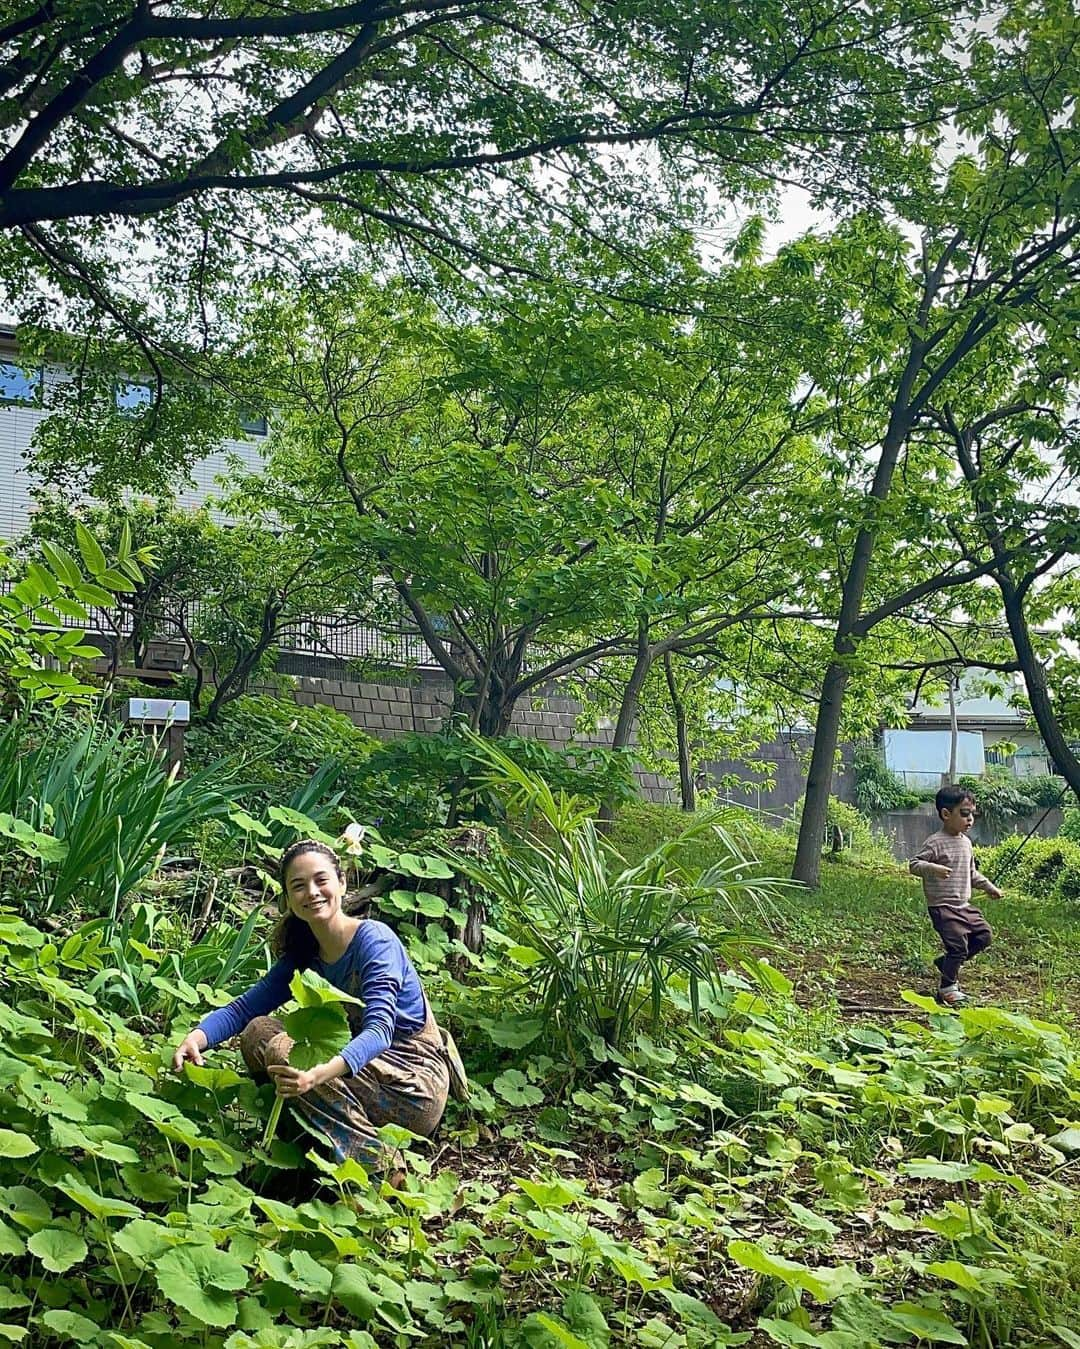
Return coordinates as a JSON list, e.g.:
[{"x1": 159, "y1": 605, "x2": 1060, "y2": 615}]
[{"x1": 454, "y1": 736, "x2": 785, "y2": 1056}]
